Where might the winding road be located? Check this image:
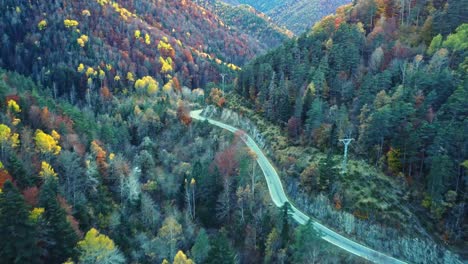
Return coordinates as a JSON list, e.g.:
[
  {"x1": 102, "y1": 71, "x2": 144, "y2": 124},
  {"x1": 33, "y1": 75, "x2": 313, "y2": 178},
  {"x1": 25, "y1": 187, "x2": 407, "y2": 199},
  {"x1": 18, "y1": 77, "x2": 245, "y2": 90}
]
[{"x1": 190, "y1": 109, "x2": 407, "y2": 264}]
